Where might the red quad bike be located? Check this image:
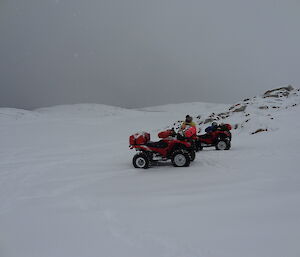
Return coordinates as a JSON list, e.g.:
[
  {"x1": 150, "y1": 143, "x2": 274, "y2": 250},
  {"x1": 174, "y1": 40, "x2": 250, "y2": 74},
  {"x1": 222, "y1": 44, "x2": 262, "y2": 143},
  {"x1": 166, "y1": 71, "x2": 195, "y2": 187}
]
[
  {"x1": 129, "y1": 130, "x2": 196, "y2": 169},
  {"x1": 195, "y1": 124, "x2": 232, "y2": 151}
]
